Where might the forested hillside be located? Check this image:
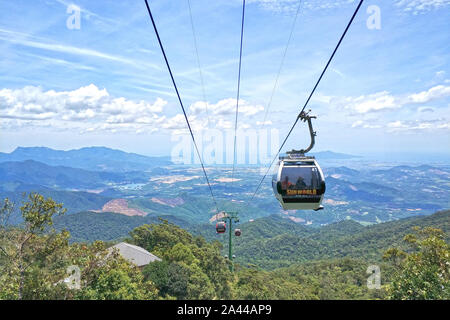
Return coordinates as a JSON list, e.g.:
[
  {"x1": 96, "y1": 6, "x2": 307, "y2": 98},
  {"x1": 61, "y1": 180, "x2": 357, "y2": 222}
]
[
  {"x1": 53, "y1": 211, "x2": 190, "y2": 243},
  {"x1": 228, "y1": 211, "x2": 450, "y2": 269},
  {"x1": 0, "y1": 190, "x2": 112, "y2": 224},
  {"x1": 53, "y1": 206, "x2": 450, "y2": 270},
  {"x1": 1, "y1": 193, "x2": 448, "y2": 300}
]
